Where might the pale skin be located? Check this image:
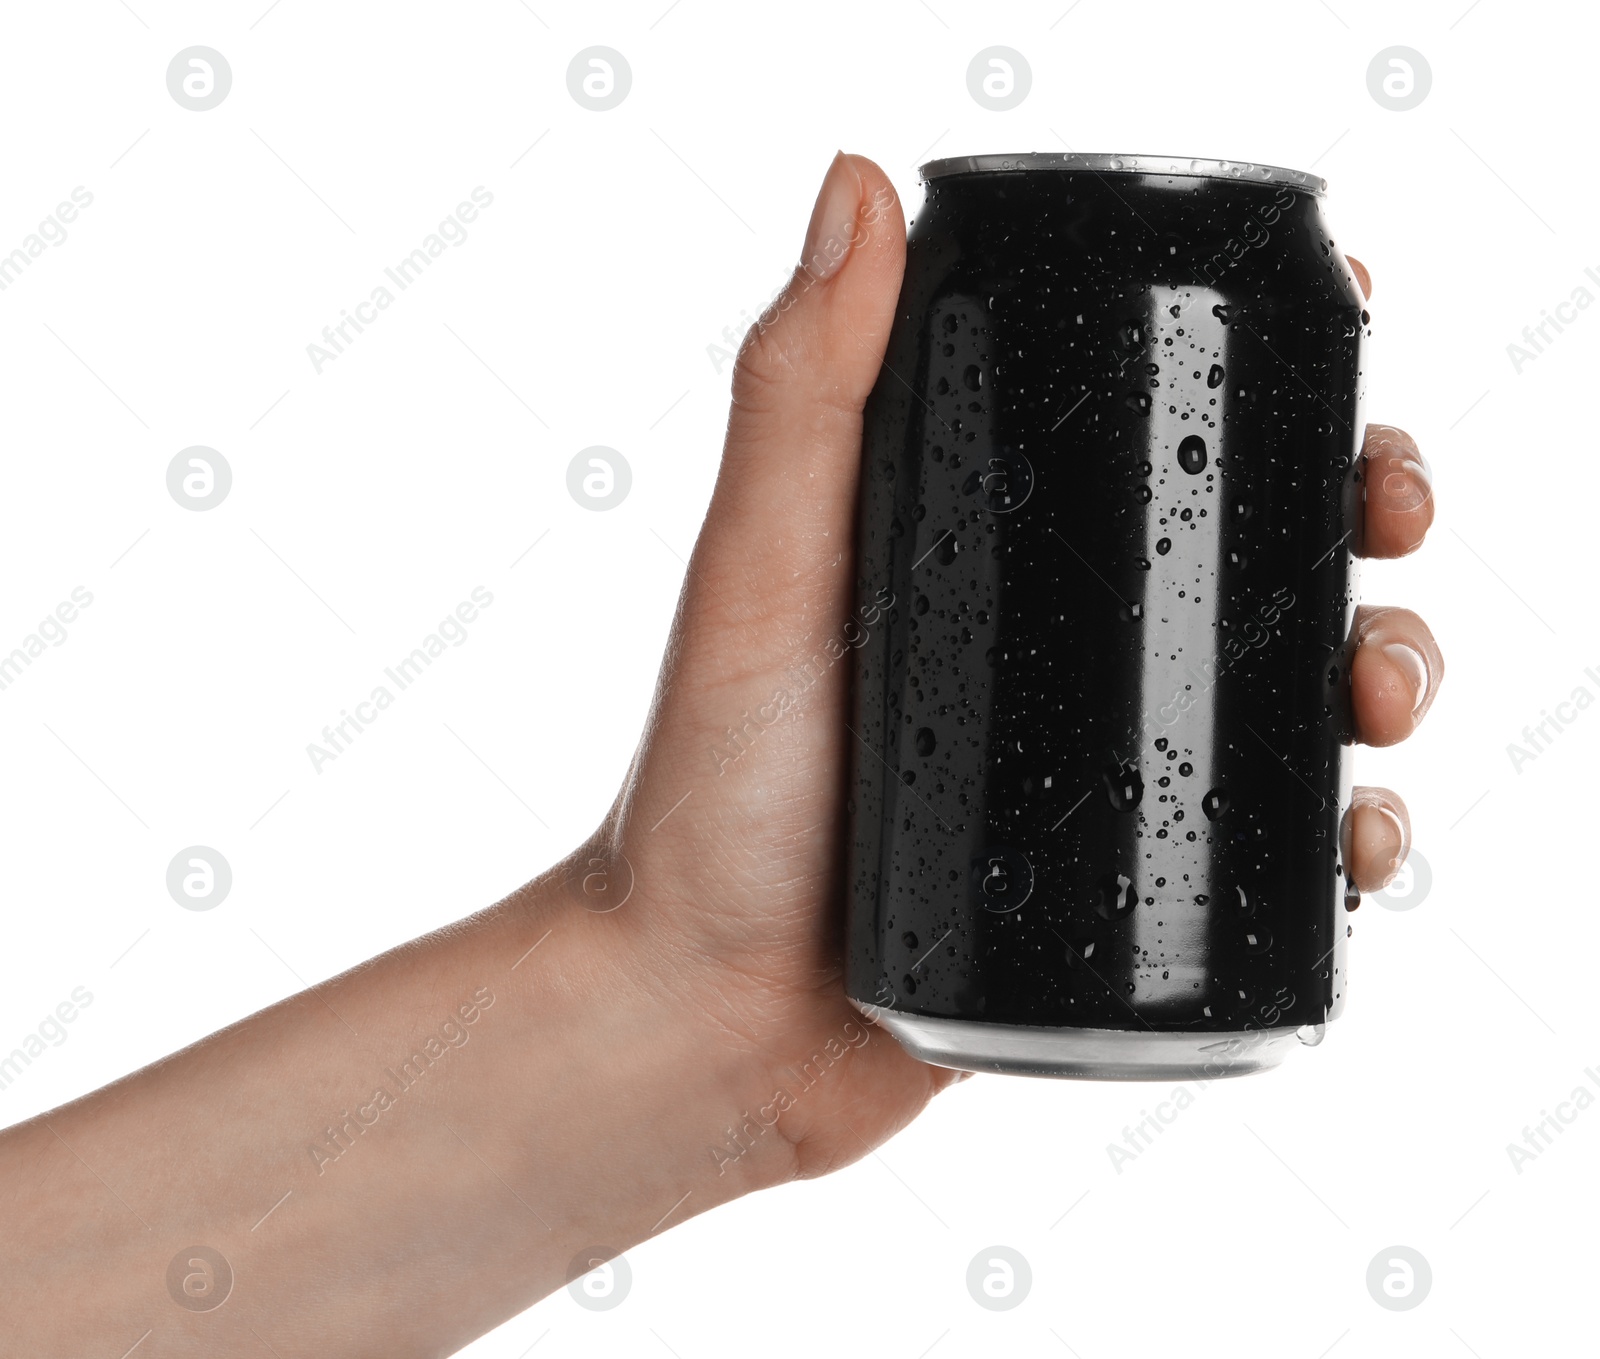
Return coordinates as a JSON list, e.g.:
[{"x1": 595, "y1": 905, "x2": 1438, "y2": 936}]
[{"x1": 0, "y1": 154, "x2": 1442, "y2": 1356}]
